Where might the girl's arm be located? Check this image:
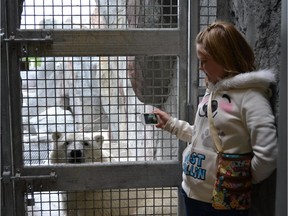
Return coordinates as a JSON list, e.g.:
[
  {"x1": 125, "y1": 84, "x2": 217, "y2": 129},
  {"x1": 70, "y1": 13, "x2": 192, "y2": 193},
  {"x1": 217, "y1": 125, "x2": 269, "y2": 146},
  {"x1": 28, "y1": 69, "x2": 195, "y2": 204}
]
[{"x1": 154, "y1": 109, "x2": 194, "y2": 143}]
